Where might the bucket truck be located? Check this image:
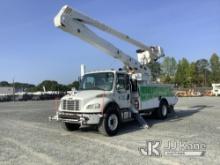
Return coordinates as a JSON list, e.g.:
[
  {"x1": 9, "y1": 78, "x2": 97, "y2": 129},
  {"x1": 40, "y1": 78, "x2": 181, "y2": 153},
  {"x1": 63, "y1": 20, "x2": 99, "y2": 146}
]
[{"x1": 50, "y1": 5, "x2": 178, "y2": 136}]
